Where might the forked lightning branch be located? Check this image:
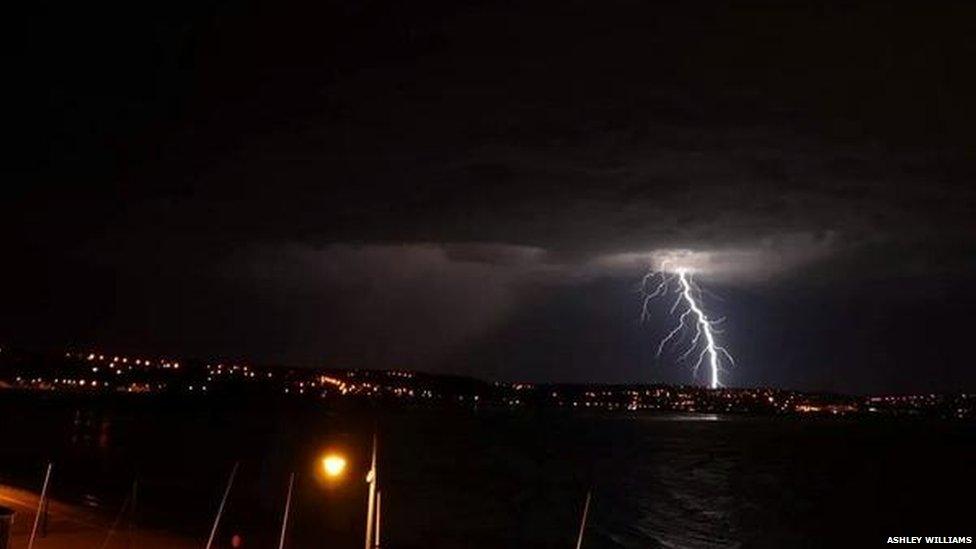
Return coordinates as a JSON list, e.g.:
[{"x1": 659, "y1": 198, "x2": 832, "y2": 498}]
[{"x1": 641, "y1": 266, "x2": 734, "y2": 389}]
